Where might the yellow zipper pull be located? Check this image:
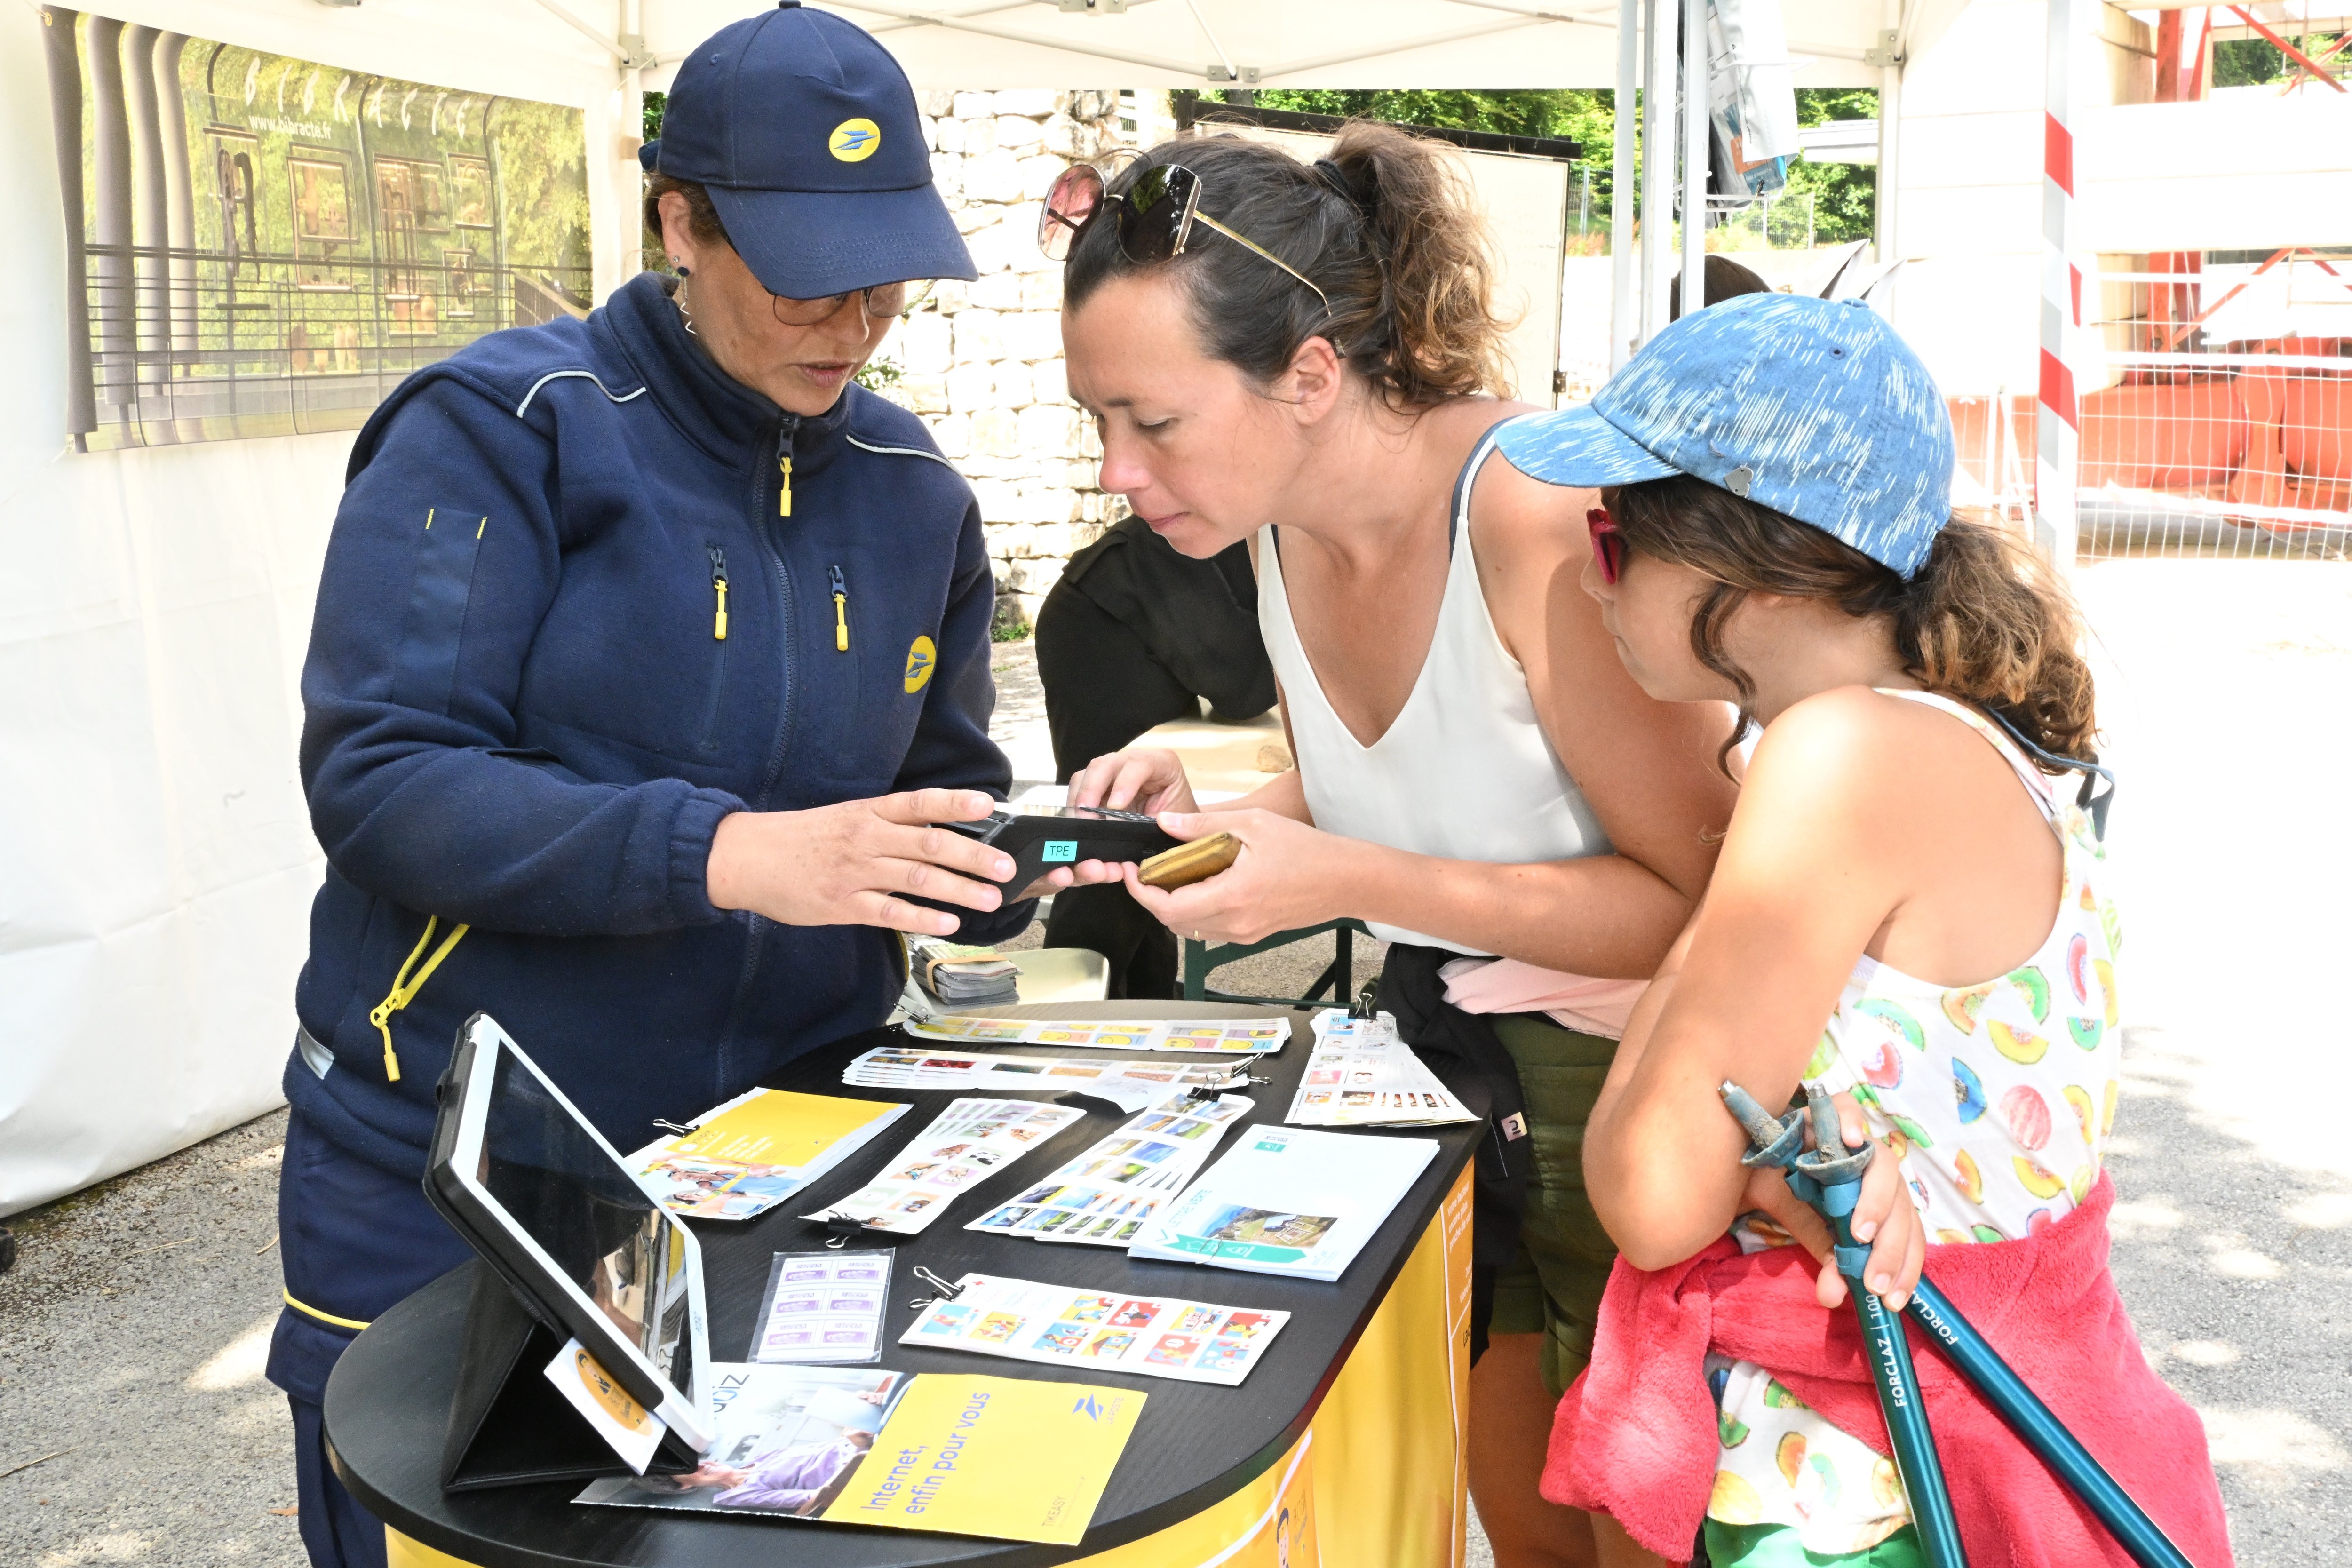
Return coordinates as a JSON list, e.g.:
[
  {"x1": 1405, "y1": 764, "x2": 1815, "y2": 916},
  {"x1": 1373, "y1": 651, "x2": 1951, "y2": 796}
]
[
  {"x1": 368, "y1": 916, "x2": 471, "y2": 1082},
  {"x1": 779, "y1": 452, "x2": 793, "y2": 517},
  {"x1": 830, "y1": 565, "x2": 848, "y2": 652},
  {"x1": 708, "y1": 546, "x2": 729, "y2": 641}
]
